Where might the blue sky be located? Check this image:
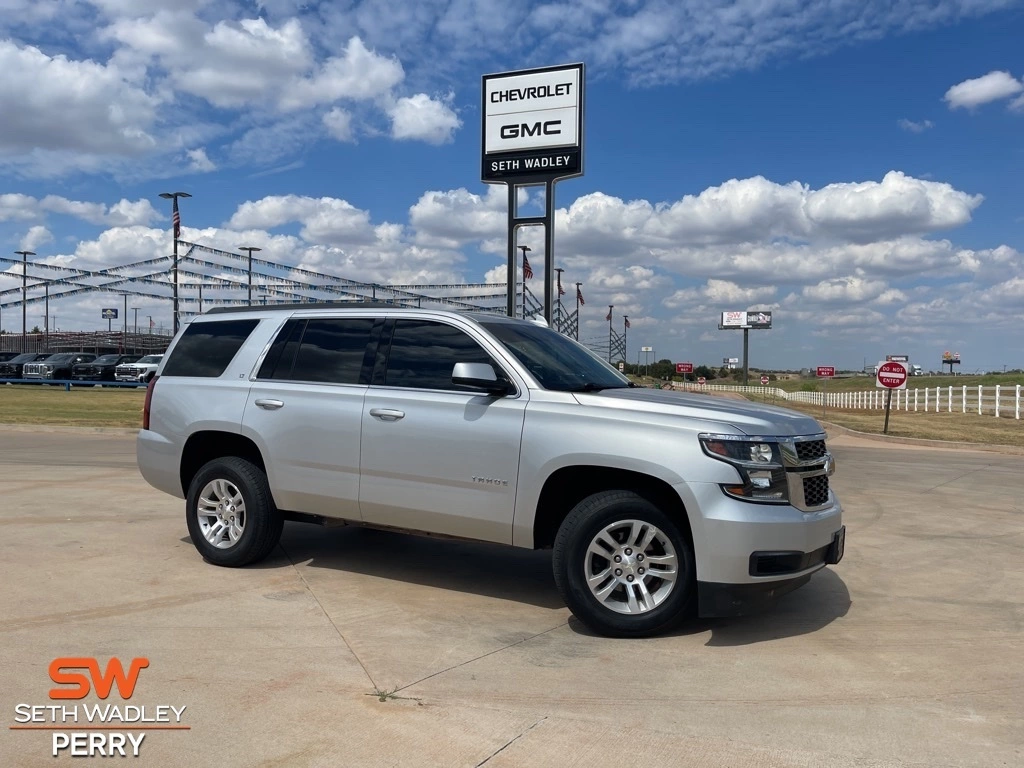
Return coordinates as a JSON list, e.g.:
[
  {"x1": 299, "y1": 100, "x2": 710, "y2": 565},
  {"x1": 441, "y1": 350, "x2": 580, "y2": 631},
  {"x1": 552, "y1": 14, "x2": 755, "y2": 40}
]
[{"x1": 1, "y1": 0, "x2": 1023, "y2": 371}]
